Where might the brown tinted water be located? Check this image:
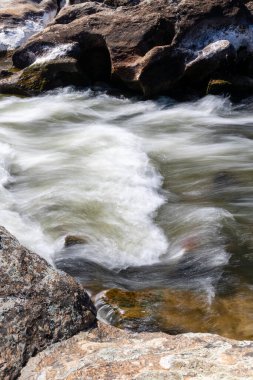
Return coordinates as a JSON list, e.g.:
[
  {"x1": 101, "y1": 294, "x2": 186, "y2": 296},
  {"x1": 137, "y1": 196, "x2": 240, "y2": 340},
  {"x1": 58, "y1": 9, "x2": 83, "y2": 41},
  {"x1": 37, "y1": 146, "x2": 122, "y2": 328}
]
[{"x1": 96, "y1": 287, "x2": 253, "y2": 340}]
